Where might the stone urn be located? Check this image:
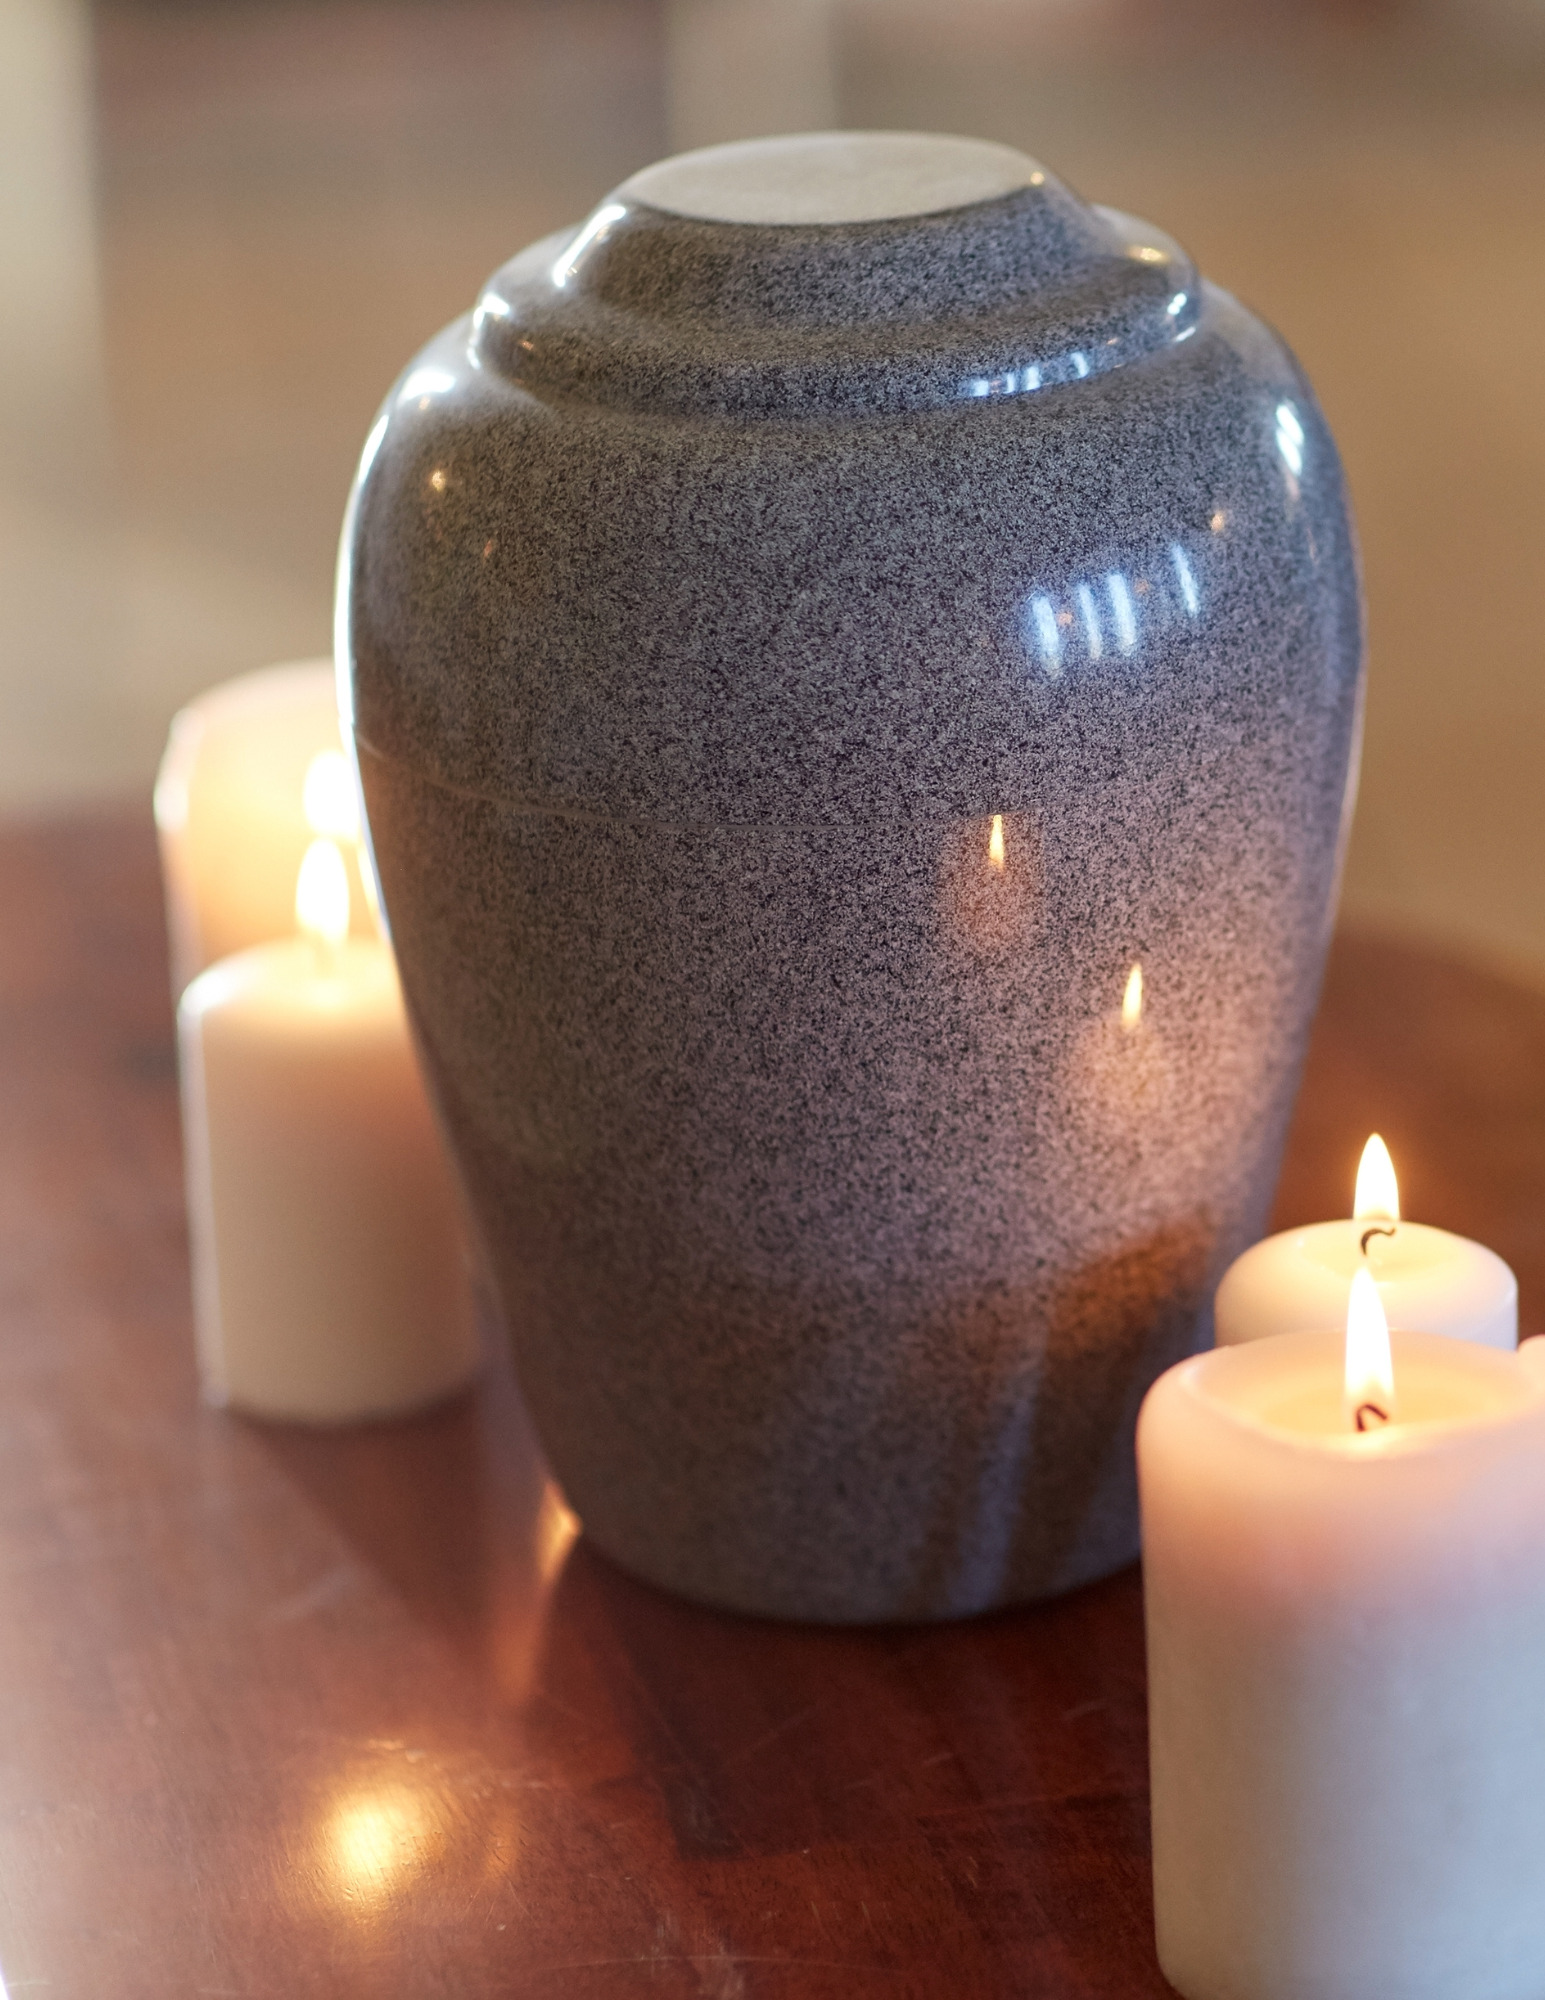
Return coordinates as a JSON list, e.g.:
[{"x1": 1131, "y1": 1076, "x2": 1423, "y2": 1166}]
[{"x1": 337, "y1": 132, "x2": 1362, "y2": 1622}]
